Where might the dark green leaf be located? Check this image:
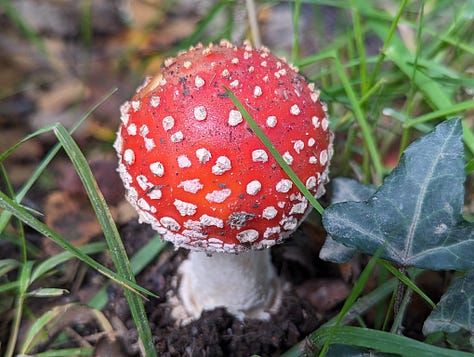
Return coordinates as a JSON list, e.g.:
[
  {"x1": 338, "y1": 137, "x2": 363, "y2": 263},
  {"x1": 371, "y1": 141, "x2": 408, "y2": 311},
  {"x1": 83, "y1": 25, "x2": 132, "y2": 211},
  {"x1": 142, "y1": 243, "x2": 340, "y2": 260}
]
[
  {"x1": 320, "y1": 178, "x2": 376, "y2": 263},
  {"x1": 323, "y1": 119, "x2": 474, "y2": 270},
  {"x1": 423, "y1": 270, "x2": 474, "y2": 347}
]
